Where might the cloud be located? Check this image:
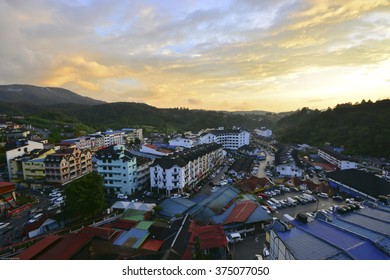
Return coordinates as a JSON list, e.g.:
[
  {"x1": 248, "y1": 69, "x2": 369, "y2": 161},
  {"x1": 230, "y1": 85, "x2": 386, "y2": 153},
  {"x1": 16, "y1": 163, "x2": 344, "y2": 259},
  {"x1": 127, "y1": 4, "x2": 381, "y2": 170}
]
[{"x1": 0, "y1": 0, "x2": 389, "y2": 111}]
